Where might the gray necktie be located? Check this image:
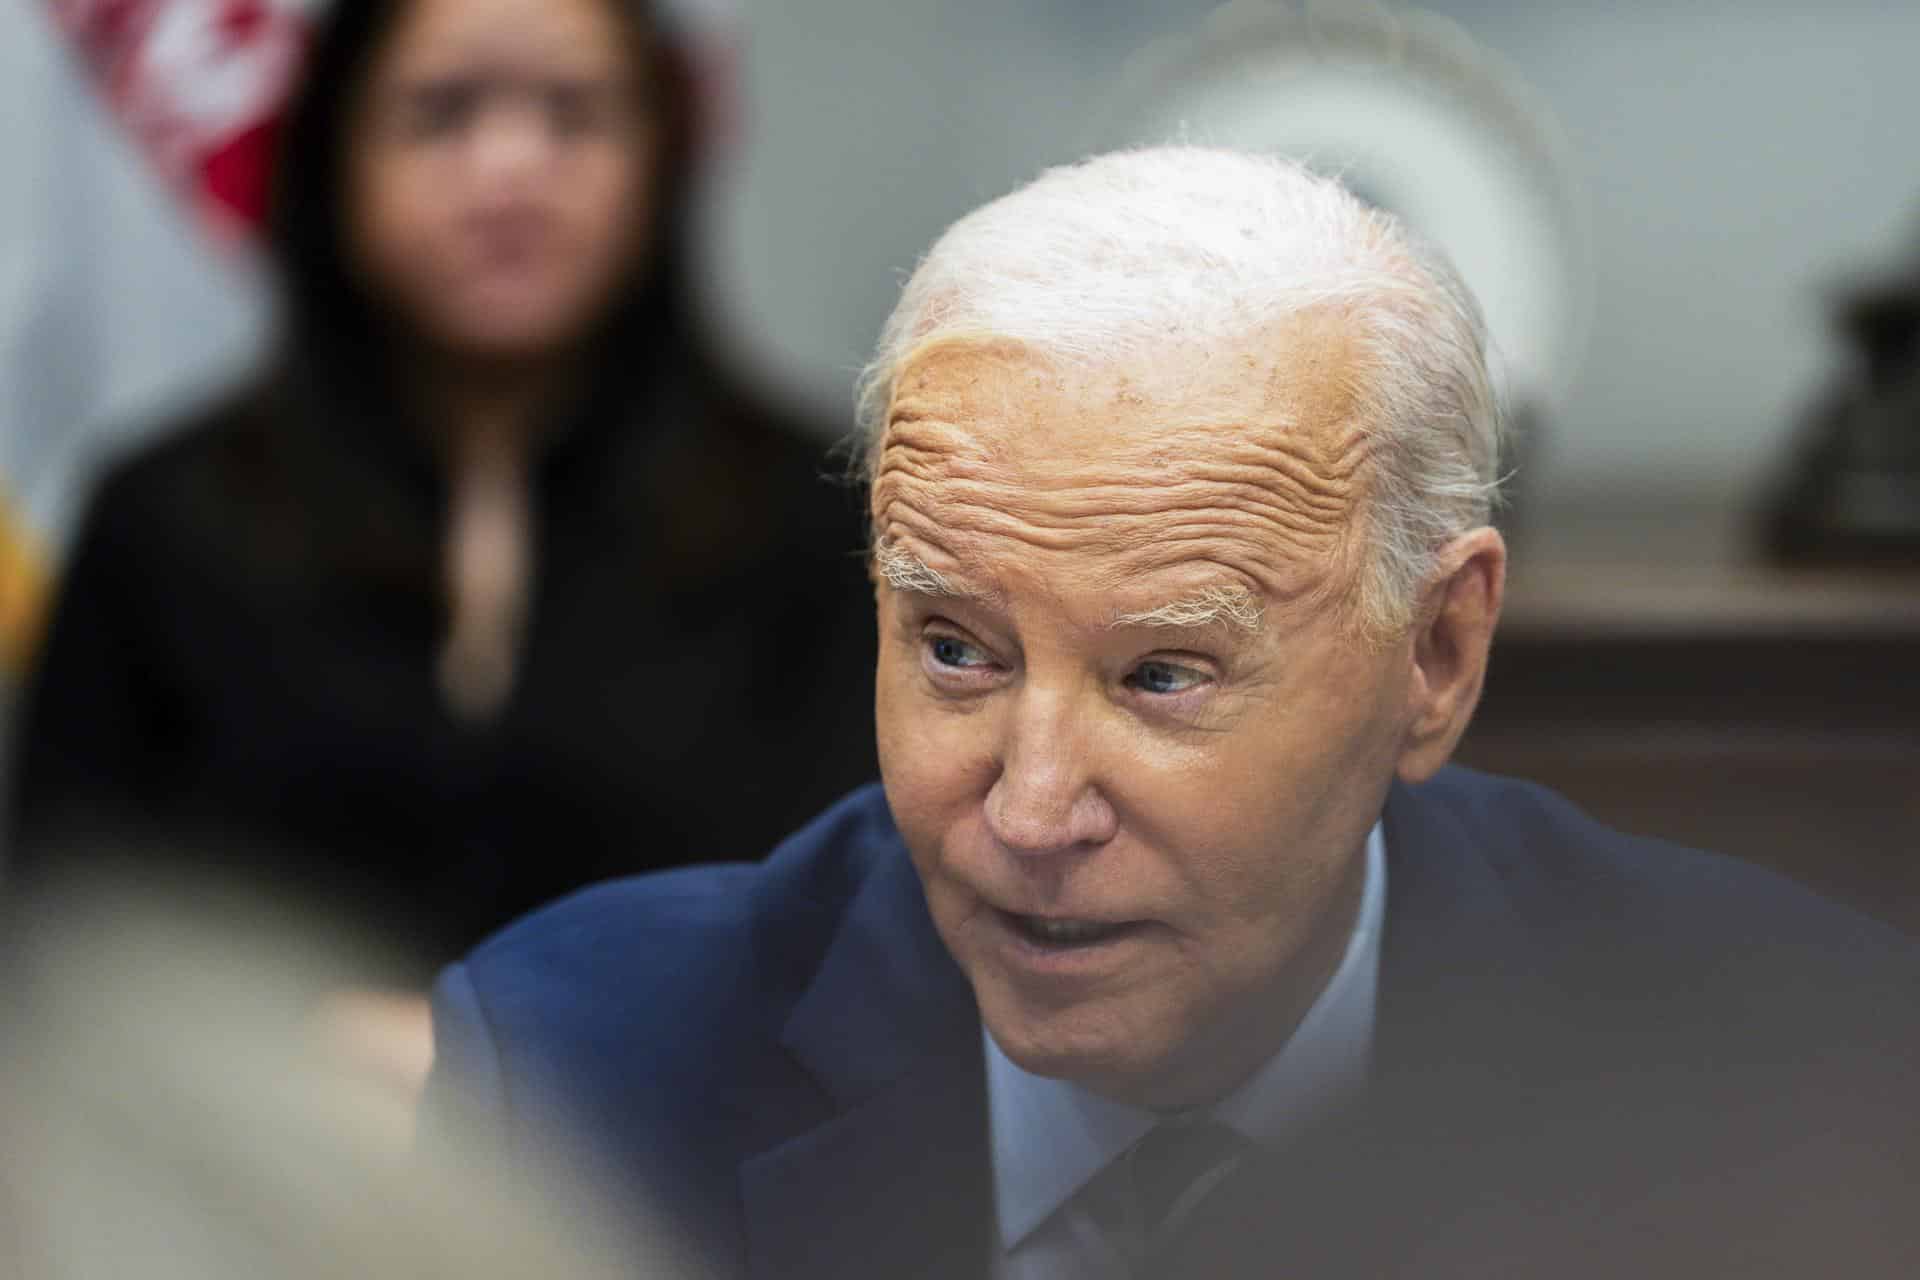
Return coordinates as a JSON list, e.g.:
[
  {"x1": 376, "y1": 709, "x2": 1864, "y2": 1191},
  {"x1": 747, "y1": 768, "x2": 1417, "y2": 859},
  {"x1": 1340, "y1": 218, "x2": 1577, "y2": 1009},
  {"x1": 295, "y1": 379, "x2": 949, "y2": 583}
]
[{"x1": 1126, "y1": 1117, "x2": 1251, "y2": 1273}]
